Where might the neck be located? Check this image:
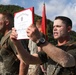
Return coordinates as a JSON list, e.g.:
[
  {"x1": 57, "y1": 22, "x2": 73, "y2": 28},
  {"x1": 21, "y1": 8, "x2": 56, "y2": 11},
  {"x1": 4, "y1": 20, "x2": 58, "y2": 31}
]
[{"x1": 57, "y1": 36, "x2": 70, "y2": 46}]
